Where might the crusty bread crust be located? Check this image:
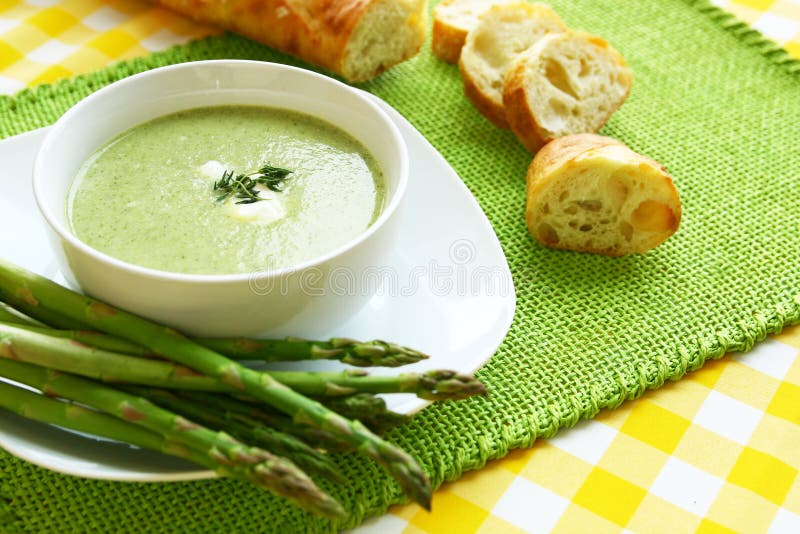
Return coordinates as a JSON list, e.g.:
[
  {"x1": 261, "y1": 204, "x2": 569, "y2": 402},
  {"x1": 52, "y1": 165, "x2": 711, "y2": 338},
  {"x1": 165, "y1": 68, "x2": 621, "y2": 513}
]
[
  {"x1": 432, "y1": 0, "x2": 467, "y2": 64},
  {"x1": 458, "y1": 2, "x2": 566, "y2": 128},
  {"x1": 151, "y1": 0, "x2": 426, "y2": 82},
  {"x1": 460, "y1": 68, "x2": 510, "y2": 128},
  {"x1": 503, "y1": 71, "x2": 550, "y2": 151},
  {"x1": 433, "y1": 18, "x2": 465, "y2": 65},
  {"x1": 504, "y1": 31, "x2": 632, "y2": 152},
  {"x1": 432, "y1": 0, "x2": 516, "y2": 64},
  {"x1": 526, "y1": 134, "x2": 681, "y2": 256}
]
